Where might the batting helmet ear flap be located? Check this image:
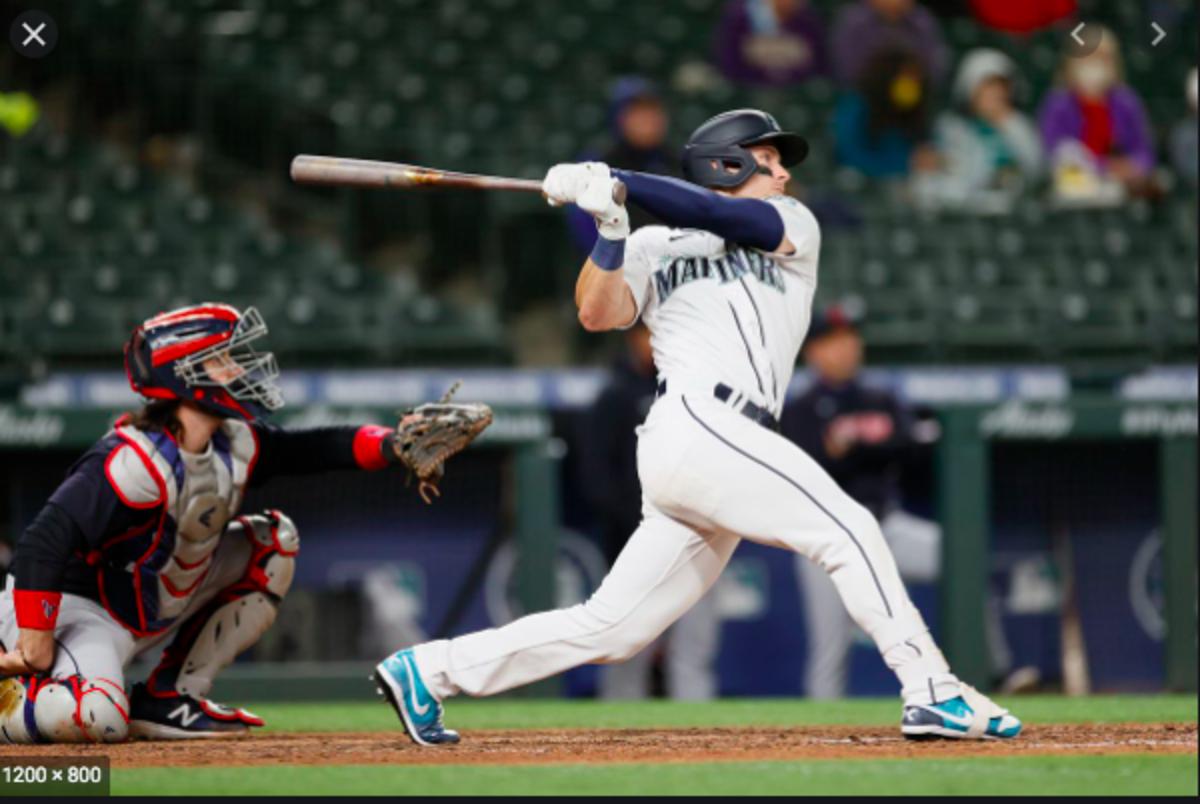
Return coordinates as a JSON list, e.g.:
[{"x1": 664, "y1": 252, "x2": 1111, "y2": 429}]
[
  {"x1": 682, "y1": 109, "x2": 809, "y2": 189},
  {"x1": 682, "y1": 144, "x2": 760, "y2": 189}
]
